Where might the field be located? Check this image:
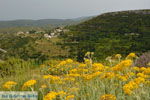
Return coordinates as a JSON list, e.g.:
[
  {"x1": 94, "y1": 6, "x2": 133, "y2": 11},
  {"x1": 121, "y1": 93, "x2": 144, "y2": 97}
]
[
  {"x1": 0, "y1": 9, "x2": 150, "y2": 100},
  {"x1": 0, "y1": 52, "x2": 150, "y2": 100}
]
